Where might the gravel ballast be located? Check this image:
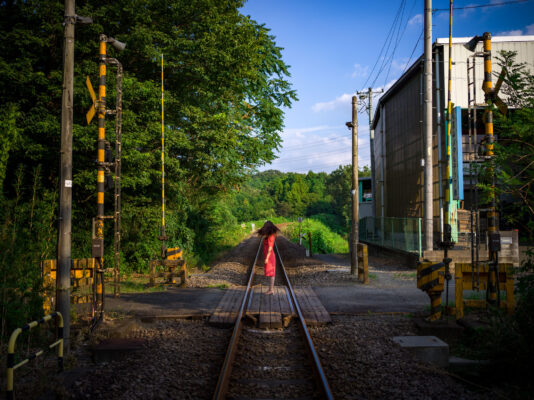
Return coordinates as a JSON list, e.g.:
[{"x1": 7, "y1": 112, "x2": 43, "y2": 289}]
[{"x1": 22, "y1": 235, "x2": 491, "y2": 399}]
